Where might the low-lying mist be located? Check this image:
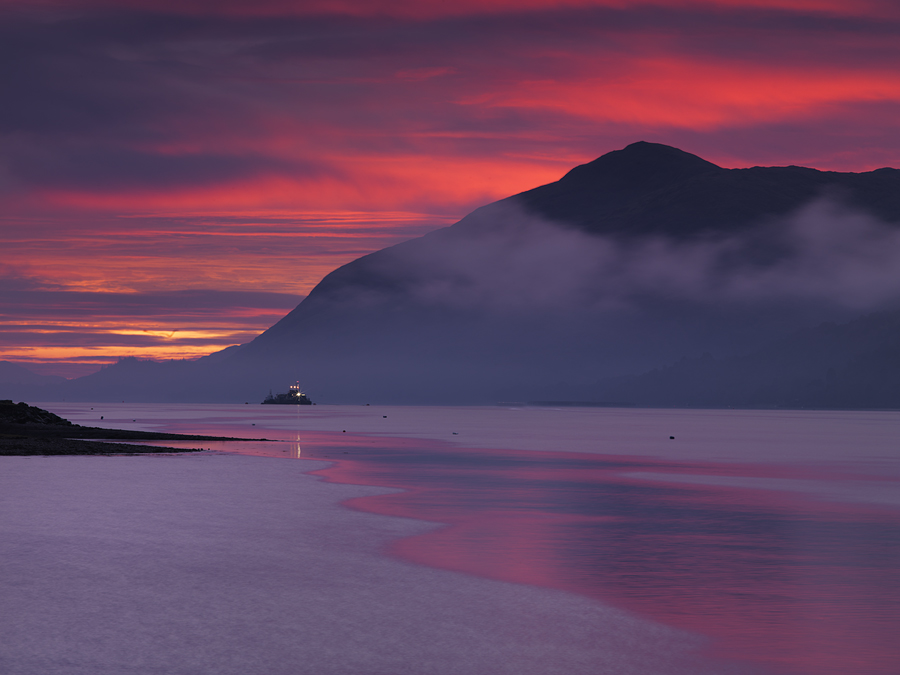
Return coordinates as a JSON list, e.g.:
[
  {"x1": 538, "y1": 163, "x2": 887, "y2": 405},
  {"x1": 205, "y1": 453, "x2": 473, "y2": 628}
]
[
  {"x1": 364, "y1": 199, "x2": 900, "y2": 313},
  {"x1": 220, "y1": 197, "x2": 900, "y2": 404}
]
